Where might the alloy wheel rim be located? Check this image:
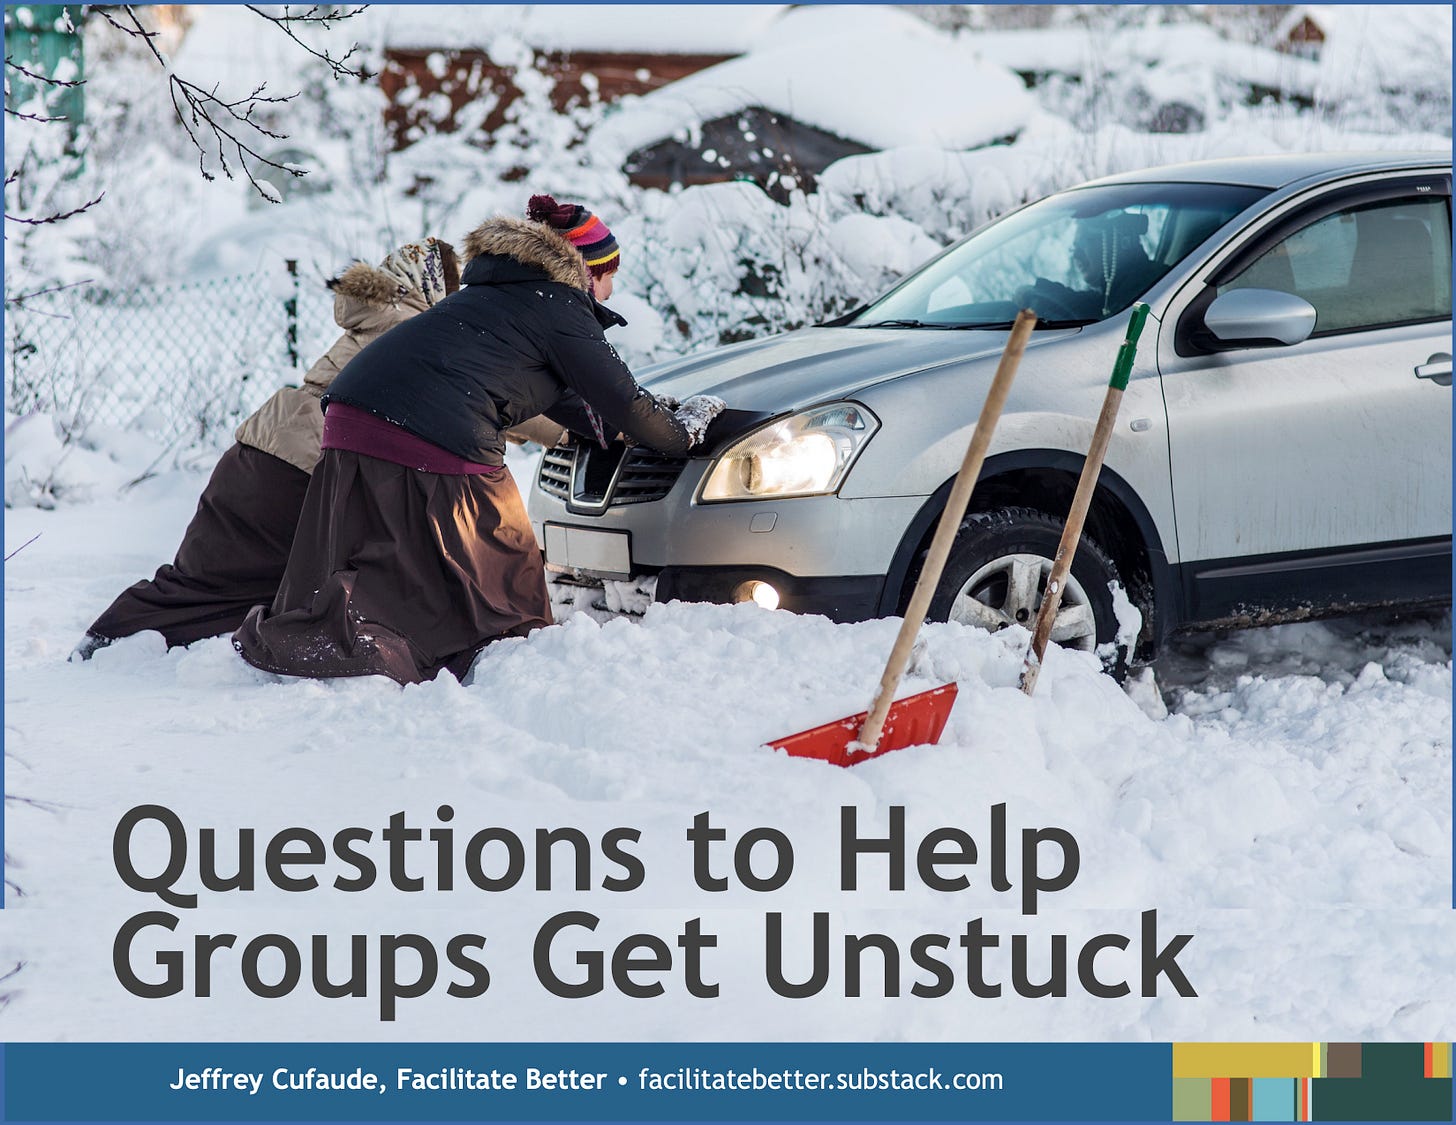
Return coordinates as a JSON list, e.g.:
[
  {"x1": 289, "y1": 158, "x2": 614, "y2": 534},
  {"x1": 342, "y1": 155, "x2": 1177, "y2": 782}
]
[{"x1": 948, "y1": 552, "x2": 1098, "y2": 651}]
